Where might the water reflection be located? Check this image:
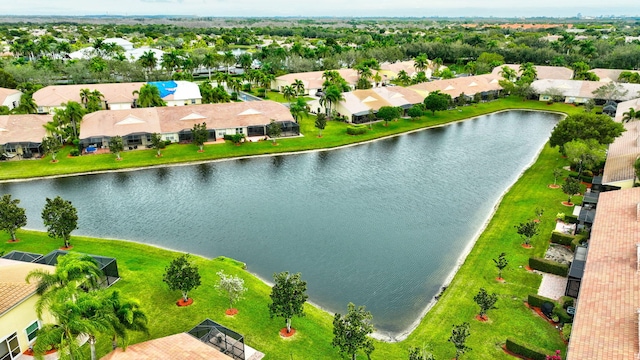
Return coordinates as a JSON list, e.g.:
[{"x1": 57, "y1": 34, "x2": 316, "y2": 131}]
[
  {"x1": 155, "y1": 167, "x2": 169, "y2": 182},
  {"x1": 113, "y1": 172, "x2": 130, "y2": 185},
  {"x1": 195, "y1": 163, "x2": 214, "y2": 183}
]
